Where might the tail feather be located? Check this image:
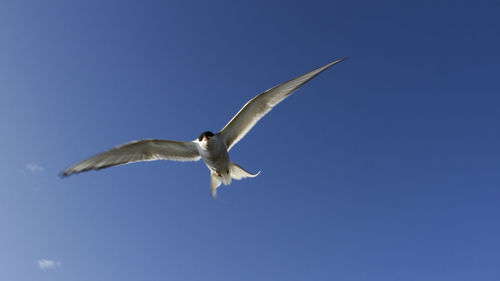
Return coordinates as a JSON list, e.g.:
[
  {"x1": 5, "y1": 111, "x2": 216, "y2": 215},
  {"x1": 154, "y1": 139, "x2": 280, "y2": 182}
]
[
  {"x1": 229, "y1": 162, "x2": 261, "y2": 180},
  {"x1": 210, "y1": 172, "x2": 222, "y2": 199},
  {"x1": 210, "y1": 162, "x2": 260, "y2": 199}
]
